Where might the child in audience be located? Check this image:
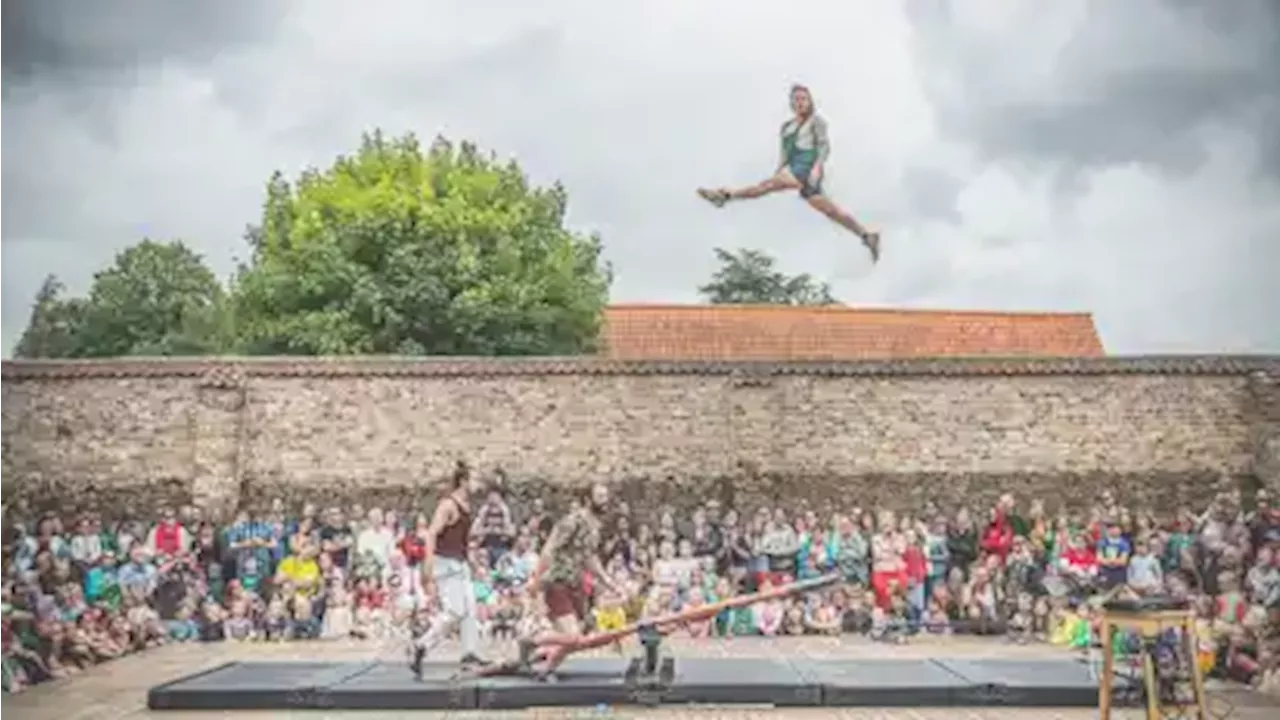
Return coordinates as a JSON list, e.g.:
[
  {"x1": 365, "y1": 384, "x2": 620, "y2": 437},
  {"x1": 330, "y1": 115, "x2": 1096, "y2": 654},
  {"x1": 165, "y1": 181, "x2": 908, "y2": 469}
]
[{"x1": 321, "y1": 582, "x2": 353, "y2": 639}]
